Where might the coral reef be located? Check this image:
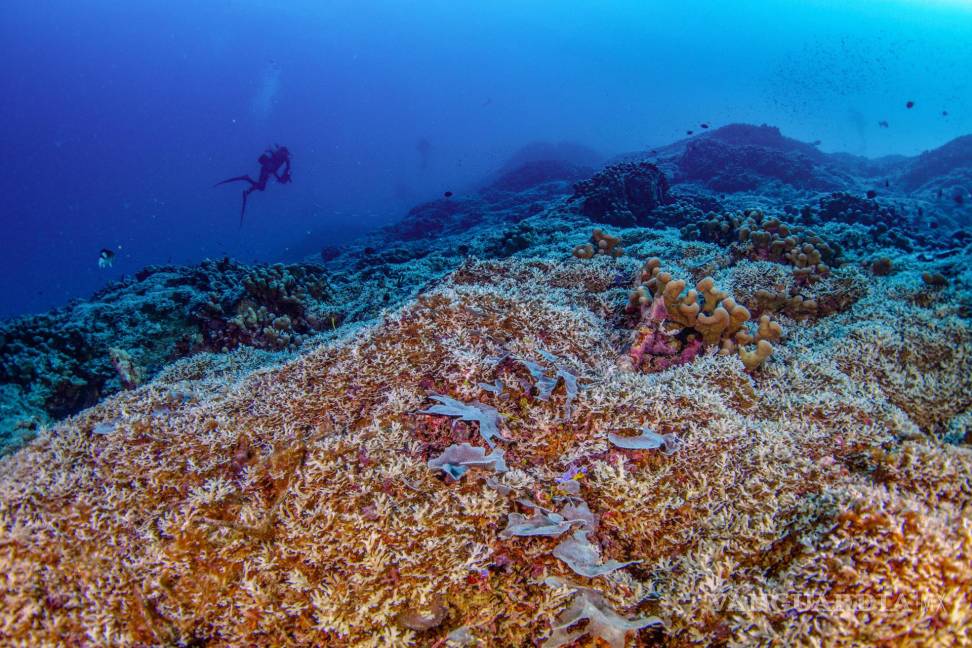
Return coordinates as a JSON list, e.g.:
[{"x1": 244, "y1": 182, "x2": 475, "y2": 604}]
[
  {"x1": 387, "y1": 197, "x2": 481, "y2": 241},
  {"x1": 485, "y1": 159, "x2": 594, "y2": 195},
  {"x1": 0, "y1": 254, "x2": 968, "y2": 646},
  {"x1": 681, "y1": 208, "x2": 841, "y2": 282},
  {"x1": 573, "y1": 228, "x2": 624, "y2": 259},
  {"x1": 674, "y1": 137, "x2": 844, "y2": 192},
  {"x1": 623, "y1": 258, "x2": 780, "y2": 372},
  {"x1": 570, "y1": 162, "x2": 671, "y2": 227},
  {"x1": 1, "y1": 122, "x2": 970, "y2": 646},
  {"x1": 0, "y1": 258, "x2": 343, "y2": 449}
]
